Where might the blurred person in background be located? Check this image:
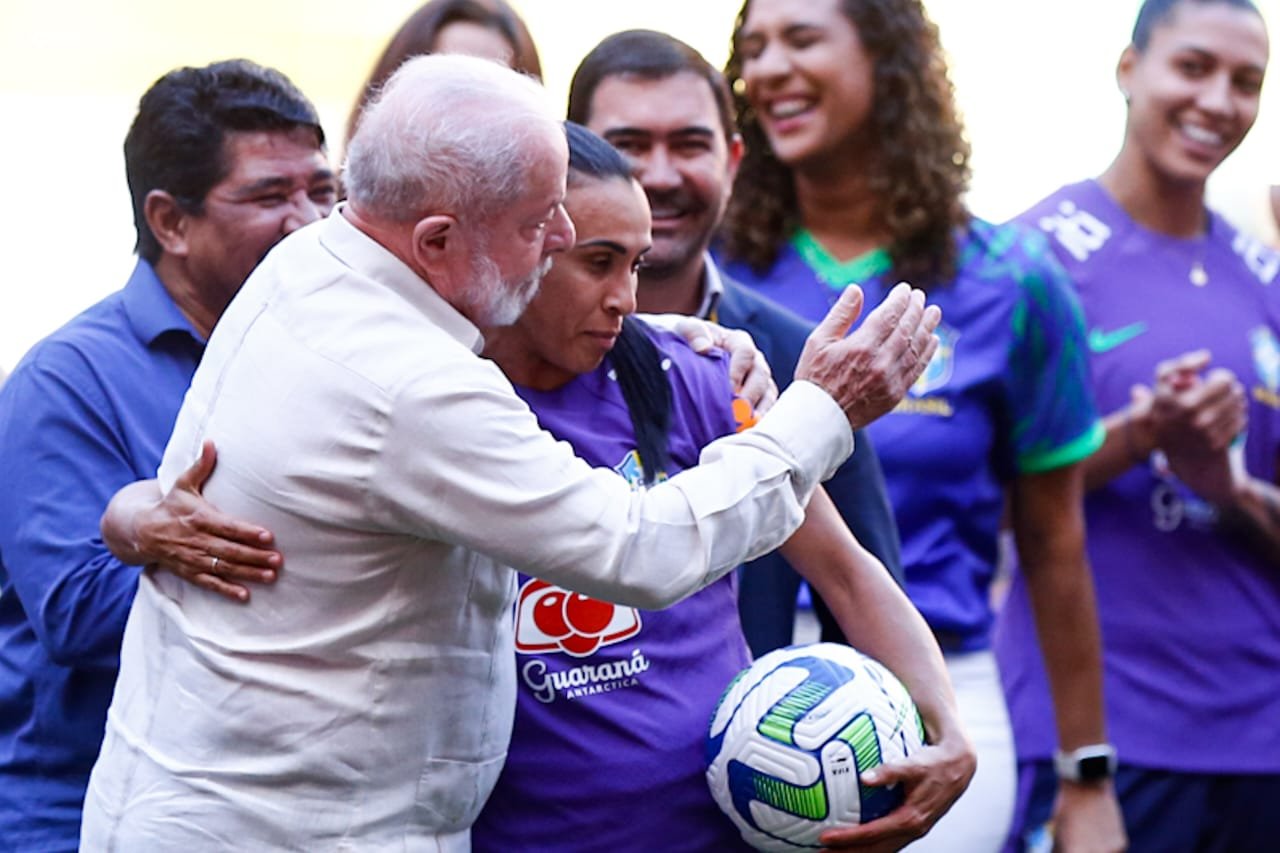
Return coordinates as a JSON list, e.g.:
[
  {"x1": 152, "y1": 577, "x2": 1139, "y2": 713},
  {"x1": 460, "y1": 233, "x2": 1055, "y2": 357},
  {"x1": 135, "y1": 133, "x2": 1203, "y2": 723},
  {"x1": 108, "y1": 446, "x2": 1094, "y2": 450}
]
[
  {"x1": 716, "y1": 0, "x2": 1125, "y2": 849},
  {"x1": 994, "y1": 0, "x2": 1279, "y2": 849},
  {"x1": 0, "y1": 59, "x2": 334, "y2": 851},
  {"x1": 565, "y1": 28, "x2": 904, "y2": 656},
  {"x1": 346, "y1": 0, "x2": 542, "y2": 143}
]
